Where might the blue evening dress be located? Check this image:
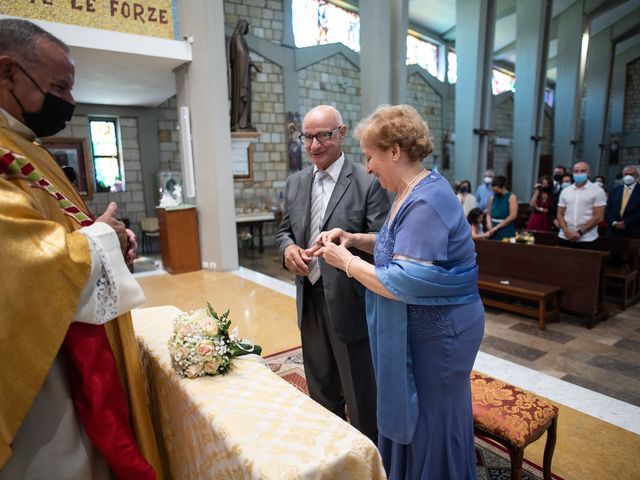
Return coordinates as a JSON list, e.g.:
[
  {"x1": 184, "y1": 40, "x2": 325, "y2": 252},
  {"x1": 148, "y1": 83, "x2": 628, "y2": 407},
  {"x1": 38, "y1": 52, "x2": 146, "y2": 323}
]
[{"x1": 373, "y1": 171, "x2": 484, "y2": 479}]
